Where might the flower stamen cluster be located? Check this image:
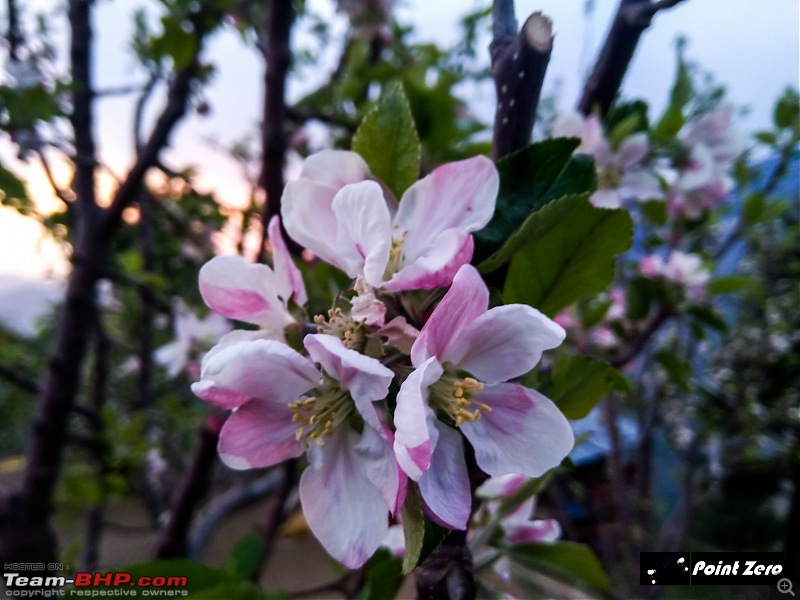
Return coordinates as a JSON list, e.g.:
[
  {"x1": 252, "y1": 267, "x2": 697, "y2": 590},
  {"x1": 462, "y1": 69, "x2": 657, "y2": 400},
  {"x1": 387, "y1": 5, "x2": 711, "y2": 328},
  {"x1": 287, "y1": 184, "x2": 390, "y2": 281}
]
[
  {"x1": 429, "y1": 373, "x2": 489, "y2": 427},
  {"x1": 314, "y1": 308, "x2": 369, "y2": 350}
]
